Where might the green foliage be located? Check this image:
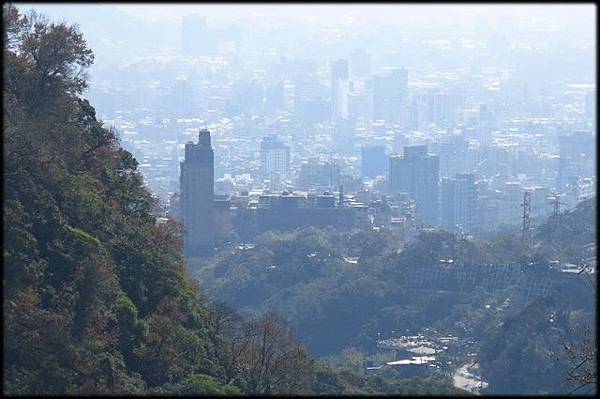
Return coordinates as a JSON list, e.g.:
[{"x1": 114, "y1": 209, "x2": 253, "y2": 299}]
[
  {"x1": 198, "y1": 228, "x2": 501, "y2": 356},
  {"x1": 181, "y1": 374, "x2": 241, "y2": 395},
  {"x1": 2, "y1": 4, "x2": 216, "y2": 395},
  {"x1": 310, "y1": 364, "x2": 467, "y2": 395},
  {"x1": 536, "y1": 197, "x2": 596, "y2": 263},
  {"x1": 478, "y1": 299, "x2": 569, "y2": 394}
]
